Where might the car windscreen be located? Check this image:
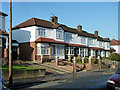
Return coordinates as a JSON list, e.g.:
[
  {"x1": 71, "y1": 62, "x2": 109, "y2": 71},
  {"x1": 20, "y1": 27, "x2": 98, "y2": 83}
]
[{"x1": 116, "y1": 69, "x2": 120, "y2": 74}]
